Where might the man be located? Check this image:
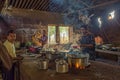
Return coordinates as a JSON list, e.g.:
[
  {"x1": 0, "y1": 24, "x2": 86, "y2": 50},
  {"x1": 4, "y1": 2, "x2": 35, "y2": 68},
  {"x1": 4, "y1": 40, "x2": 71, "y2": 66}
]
[
  {"x1": 79, "y1": 25, "x2": 96, "y2": 60},
  {"x1": 4, "y1": 30, "x2": 16, "y2": 58},
  {"x1": 2, "y1": 30, "x2": 16, "y2": 80},
  {"x1": 3, "y1": 30, "x2": 23, "y2": 80}
]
